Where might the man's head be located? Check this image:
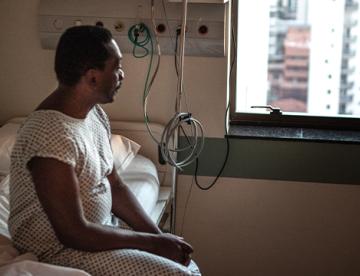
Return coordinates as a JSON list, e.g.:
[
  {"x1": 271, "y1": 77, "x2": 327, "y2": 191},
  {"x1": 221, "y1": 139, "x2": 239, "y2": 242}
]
[
  {"x1": 55, "y1": 25, "x2": 124, "y2": 103},
  {"x1": 55, "y1": 25, "x2": 114, "y2": 86}
]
